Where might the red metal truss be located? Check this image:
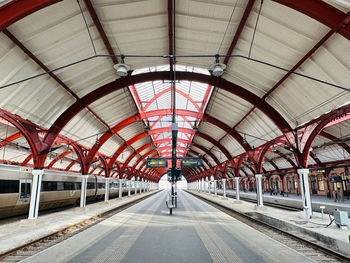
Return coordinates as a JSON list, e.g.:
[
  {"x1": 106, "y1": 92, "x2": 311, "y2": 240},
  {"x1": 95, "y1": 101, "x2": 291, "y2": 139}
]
[
  {"x1": 299, "y1": 104, "x2": 350, "y2": 167},
  {"x1": 65, "y1": 160, "x2": 77, "y2": 171},
  {"x1": 1, "y1": 0, "x2": 349, "y2": 56},
  {"x1": 231, "y1": 17, "x2": 350, "y2": 131},
  {"x1": 120, "y1": 143, "x2": 153, "y2": 171},
  {"x1": 47, "y1": 150, "x2": 73, "y2": 168},
  {"x1": 3, "y1": 29, "x2": 135, "y2": 172},
  {"x1": 0, "y1": 109, "x2": 43, "y2": 166},
  {"x1": 0, "y1": 132, "x2": 22, "y2": 148},
  {"x1": 1, "y1": 1, "x2": 350, "y2": 180},
  {"x1": 320, "y1": 131, "x2": 350, "y2": 155},
  {"x1": 21, "y1": 154, "x2": 33, "y2": 166},
  {"x1": 42, "y1": 70, "x2": 289, "y2": 168},
  {"x1": 223, "y1": 0, "x2": 255, "y2": 64},
  {"x1": 142, "y1": 87, "x2": 201, "y2": 111},
  {"x1": 272, "y1": 0, "x2": 350, "y2": 41},
  {"x1": 83, "y1": 0, "x2": 118, "y2": 65},
  {"x1": 41, "y1": 70, "x2": 293, "y2": 166},
  {"x1": 0, "y1": 0, "x2": 62, "y2": 31},
  {"x1": 90, "y1": 112, "x2": 234, "y2": 169}
]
